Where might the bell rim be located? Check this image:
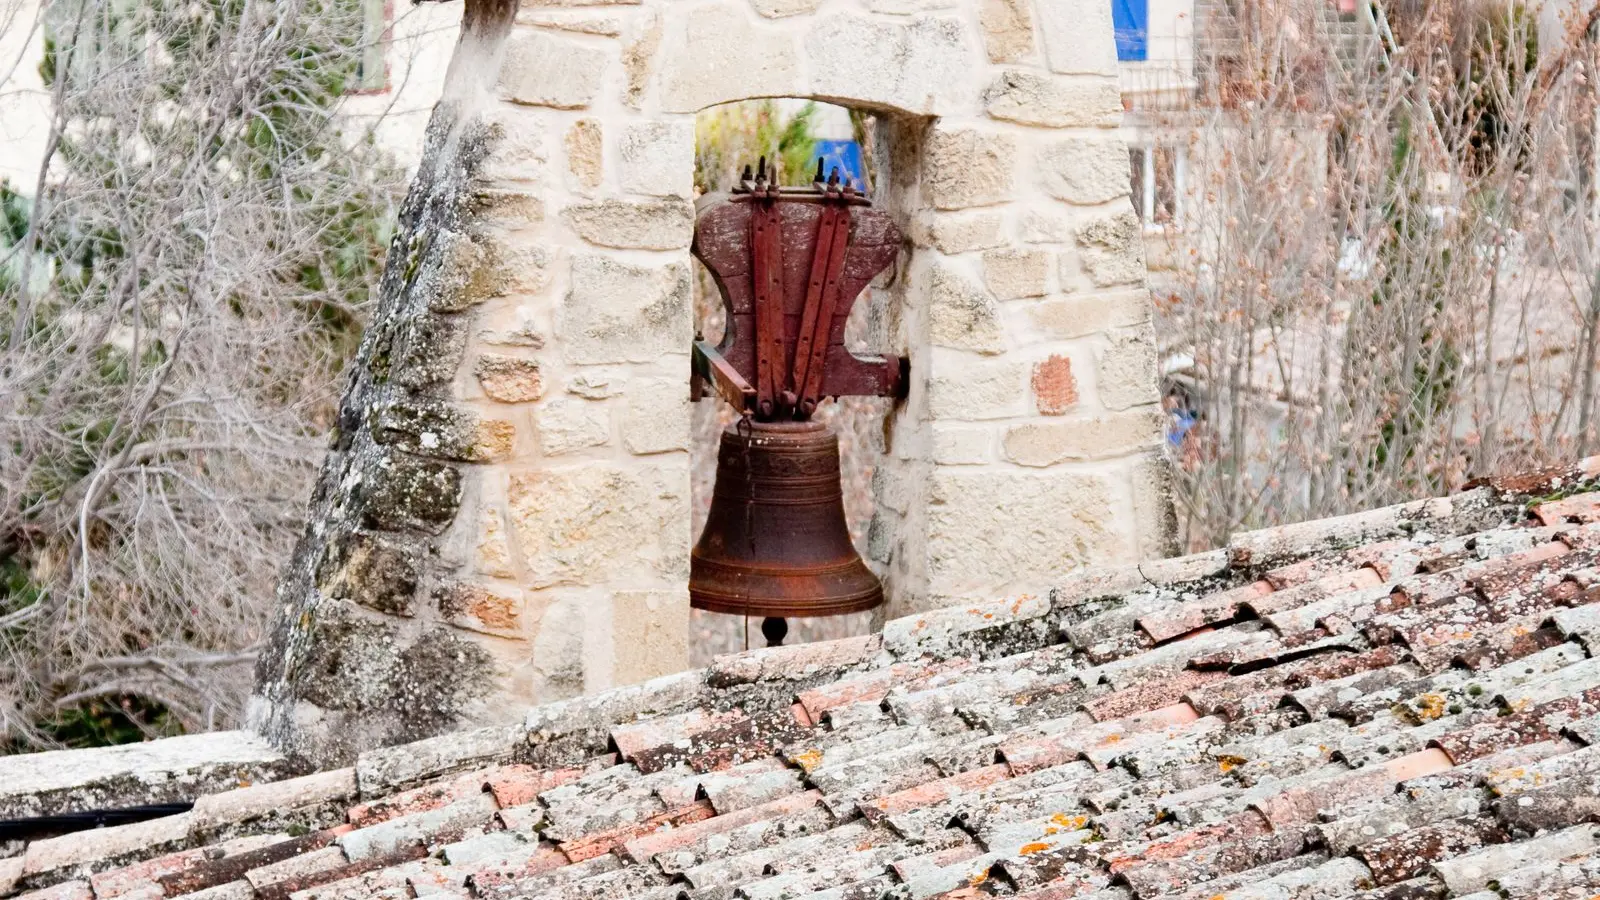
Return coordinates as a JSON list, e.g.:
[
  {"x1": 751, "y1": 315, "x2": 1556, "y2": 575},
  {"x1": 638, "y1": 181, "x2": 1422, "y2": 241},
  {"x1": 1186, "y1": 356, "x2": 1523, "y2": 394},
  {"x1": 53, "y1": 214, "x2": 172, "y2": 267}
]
[
  {"x1": 690, "y1": 552, "x2": 872, "y2": 577},
  {"x1": 688, "y1": 587, "x2": 884, "y2": 618}
]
